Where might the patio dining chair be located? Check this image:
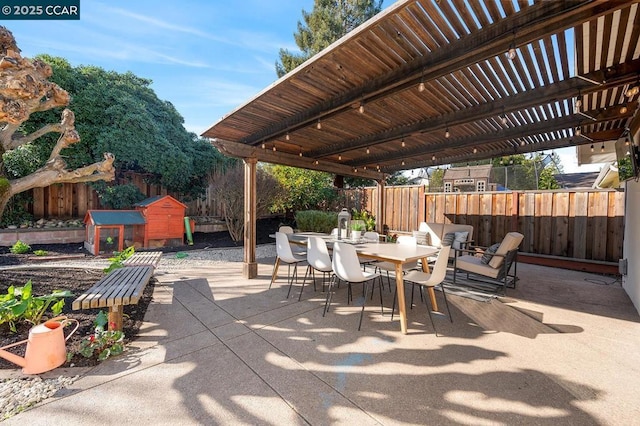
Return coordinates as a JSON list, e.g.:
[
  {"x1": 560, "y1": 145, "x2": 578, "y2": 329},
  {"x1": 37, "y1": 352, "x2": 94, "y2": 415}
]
[
  {"x1": 270, "y1": 232, "x2": 306, "y2": 297},
  {"x1": 300, "y1": 236, "x2": 333, "y2": 300},
  {"x1": 279, "y1": 225, "x2": 306, "y2": 256},
  {"x1": 323, "y1": 241, "x2": 384, "y2": 331},
  {"x1": 374, "y1": 235, "x2": 419, "y2": 294},
  {"x1": 392, "y1": 245, "x2": 452, "y2": 336}
]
